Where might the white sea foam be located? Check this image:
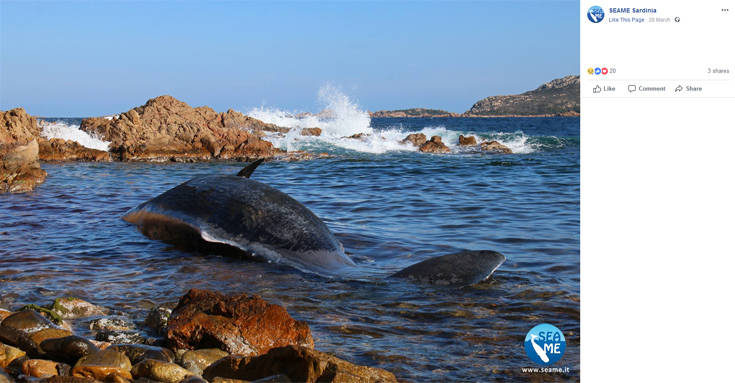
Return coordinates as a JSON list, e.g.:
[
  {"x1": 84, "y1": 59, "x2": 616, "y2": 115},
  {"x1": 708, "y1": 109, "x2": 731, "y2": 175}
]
[
  {"x1": 40, "y1": 121, "x2": 110, "y2": 151},
  {"x1": 246, "y1": 85, "x2": 543, "y2": 154}
]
